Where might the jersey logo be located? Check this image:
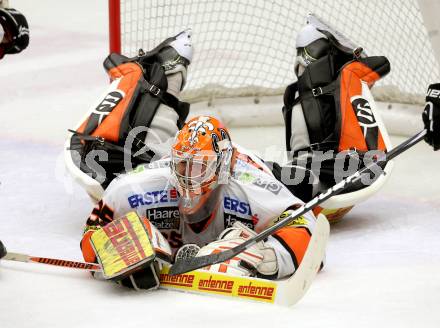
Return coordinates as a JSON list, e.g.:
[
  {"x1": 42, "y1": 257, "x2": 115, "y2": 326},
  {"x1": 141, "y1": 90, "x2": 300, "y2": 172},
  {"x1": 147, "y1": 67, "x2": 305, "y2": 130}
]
[
  {"x1": 146, "y1": 206, "x2": 180, "y2": 230},
  {"x1": 270, "y1": 211, "x2": 307, "y2": 228},
  {"x1": 127, "y1": 161, "x2": 170, "y2": 175},
  {"x1": 234, "y1": 170, "x2": 283, "y2": 195},
  {"x1": 224, "y1": 213, "x2": 255, "y2": 230},
  {"x1": 146, "y1": 160, "x2": 171, "y2": 170},
  {"x1": 128, "y1": 189, "x2": 179, "y2": 208},
  {"x1": 223, "y1": 197, "x2": 255, "y2": 229},
  {"x1": 224, "y1": 196, "x2": 251, "y2": 215},
  {"x1": 252, "y1": 178, "x2": 282, "y2": 195},
  {"x1": 351, "y1": 96, "x2": 379, "y2": 150}
]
